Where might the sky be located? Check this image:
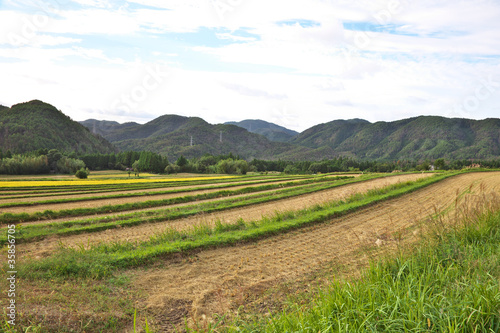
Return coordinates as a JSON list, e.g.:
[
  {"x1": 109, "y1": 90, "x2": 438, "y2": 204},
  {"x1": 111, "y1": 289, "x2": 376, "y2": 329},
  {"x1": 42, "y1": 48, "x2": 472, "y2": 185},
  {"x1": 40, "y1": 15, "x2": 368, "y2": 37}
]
[{"x1": 0, "y1": 0, "x2": 499, "y2": 132}]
